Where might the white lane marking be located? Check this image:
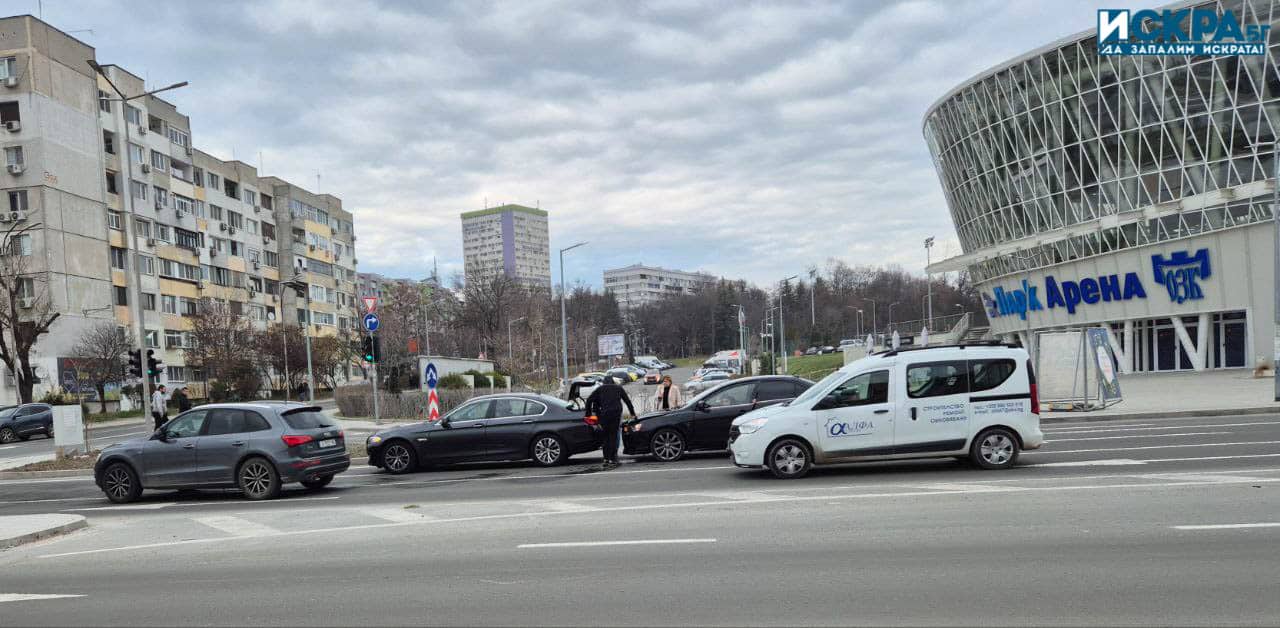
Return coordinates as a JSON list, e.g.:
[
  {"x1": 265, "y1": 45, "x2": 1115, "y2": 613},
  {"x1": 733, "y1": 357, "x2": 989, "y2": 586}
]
[
  {"x1": 0, "y1": 445, "x2": 18, "y2": 450},
  {"x1": 1032, "y1": 459, "x2": 1147, "y2": 467},
  {"x1": 1140, "y1": 473, "x2": 1266, "y2": 483},
  {"x1": 1143, "y1": 453, "x2": 1280, "y2": 463},
  {"x1": 367, "y1": 508, "x2": 435, "y2": 523},
  {"x1": 915, "y1": 483, "x2": 1020, "y2": 492},
  {"x1": 1044, "y1": 421, "x2": 1280, "y2": 434},
  {"x1": 0, "y1": 477, "x2": 96, "y2": 486},
  {"x1": 1025, "y1": 440, "x2": 1280, "y2": 455},
  {"x1": 1048, "y1": 431, "x2": 1230, "y2": 442},
  {"x1": 60, "y1": 496, "x2": 340, "y2": 512},
  {"x1": 66, "y1": 502, "x2": 175, "y2": 511},
  {"x1": 0, "y1": 594, "x2": 86, "y2": 603},
  {"x1": 697, "y1": 491, "x2": 785, "y2": 501},
  {"x1": 536, "y1": 500, "x2": 602, "y2": 513},
  {"x1": 40, "y1": 473, "x2": 1280, "y2": 560},
  {"x1": 1044, "y1": 423, "x2": 1157, "y2": 432},
  {"x1": 193, "y1": 515, "x2": 281, "y2": 537},
  {"x1": 517, "y1": 539, "x2": 716, "y2": 549},
  {"x1": 1172, "y1": 523, "x2": 1280, "y2": 530},
  {"x1": 366, "y1": 462, "x2": 737, "y2": 488}
]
